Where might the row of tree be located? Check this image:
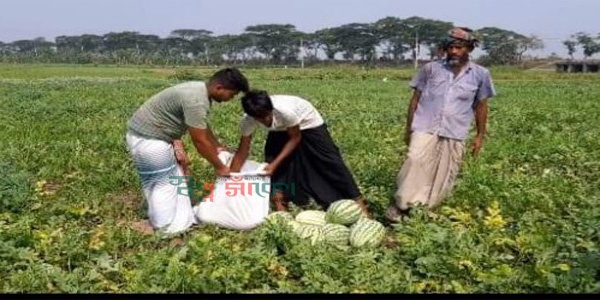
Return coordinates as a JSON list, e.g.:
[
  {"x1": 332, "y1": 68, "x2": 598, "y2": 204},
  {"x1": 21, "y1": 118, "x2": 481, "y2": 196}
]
[
  {"x1": 563, "y1": 32, "x2": 600, "y2": 60},
  {"x1": 0, "y1": 16, "x2": 548, "y2": 66}
]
